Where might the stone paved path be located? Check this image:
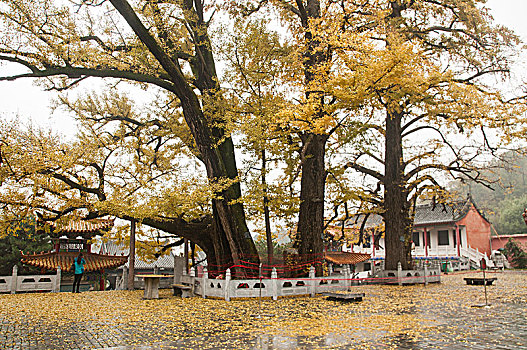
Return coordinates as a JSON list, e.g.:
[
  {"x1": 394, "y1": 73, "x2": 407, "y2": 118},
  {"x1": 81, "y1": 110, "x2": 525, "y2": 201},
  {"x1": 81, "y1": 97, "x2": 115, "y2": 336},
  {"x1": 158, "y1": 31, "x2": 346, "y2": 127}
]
[{"x1": 1, "y1": 271, "x2": 525, "y2": 349}]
